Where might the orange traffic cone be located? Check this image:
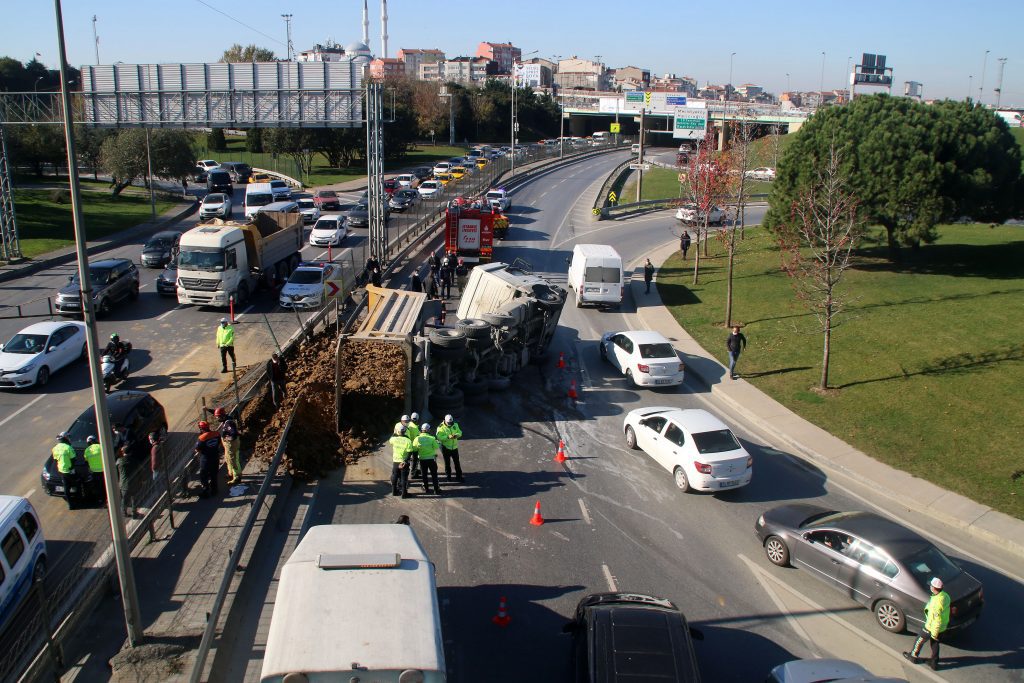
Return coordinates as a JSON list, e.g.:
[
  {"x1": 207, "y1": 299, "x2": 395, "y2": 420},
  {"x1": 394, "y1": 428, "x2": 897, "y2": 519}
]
[
  {"x1": 567, "y1": 380, "x2": 578, "y2": 400},
  {"x1": 492, "y1": 596, "x2": 511, "y2": 627},
  {"x1": 557, "y1": 352, "x2": 566, "y2": 369},
  {"x1": 529, "y1": 501, "x2": 545, "y2": 526},
  {"x1": 554, "y1": 439, "x2": 567, "y2": 463}
]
